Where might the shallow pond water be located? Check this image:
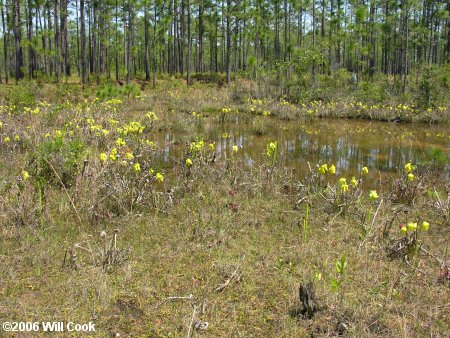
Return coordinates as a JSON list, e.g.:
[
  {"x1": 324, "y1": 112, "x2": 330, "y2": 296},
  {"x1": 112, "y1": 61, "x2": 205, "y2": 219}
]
[{"x1": 157, "y1": 114, "x2": 449, "y2": 180}]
